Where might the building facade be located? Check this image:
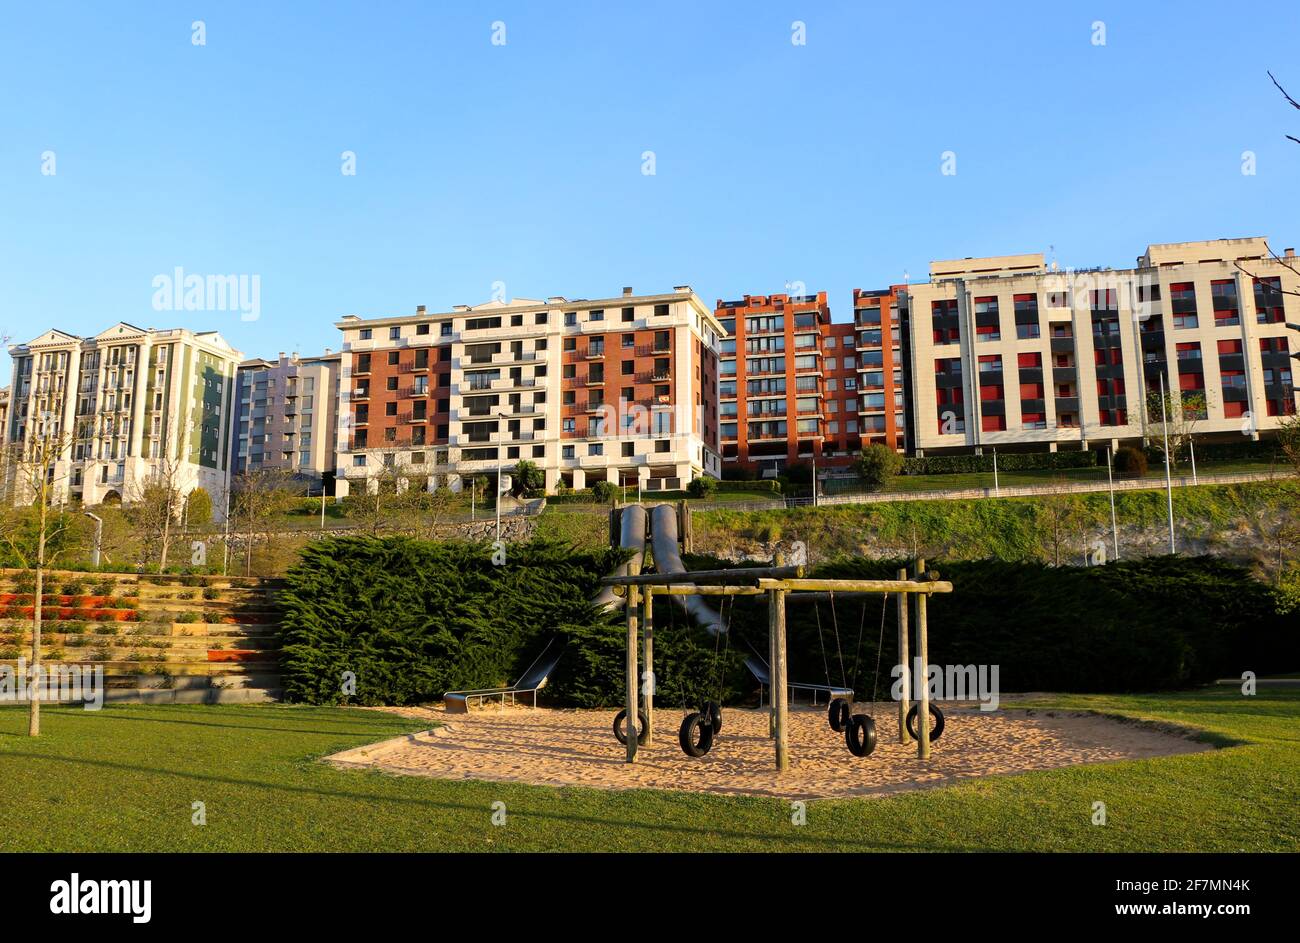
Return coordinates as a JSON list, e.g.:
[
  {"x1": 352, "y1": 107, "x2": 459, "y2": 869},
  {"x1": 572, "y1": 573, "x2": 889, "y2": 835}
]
[
  {"x1": 230, "y1": 351, "x2": 341, "y2": 490},
  {"x1": 715, "y1": 292, "x2": 866, "y2": 477},
  {"x1": 852, "y1": 287, "x2": 911, "y2": 453},
  {"x1": 903, "y1": 238, "x2": 1299, "y2": 456},
  {"x1": 333, "y1": 287, "x2": 724, "y2": 496},
  {"x1": 4, "y1": 323, "x2": 242, "y2": 513}
]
